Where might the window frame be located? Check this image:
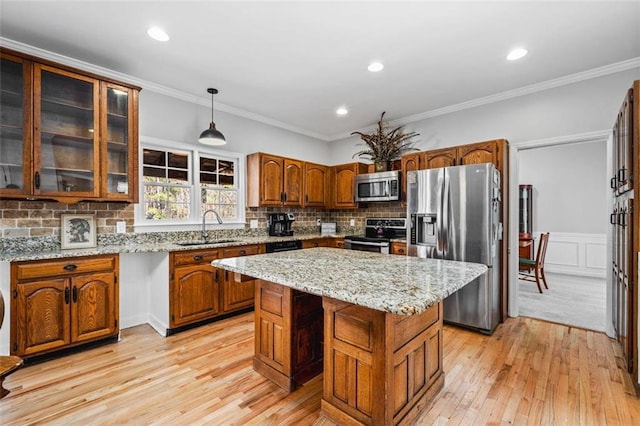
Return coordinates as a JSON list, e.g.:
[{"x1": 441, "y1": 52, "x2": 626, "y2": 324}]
[{"x1": 135, "y1": 135, "x2": 246, "y2": 231}]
